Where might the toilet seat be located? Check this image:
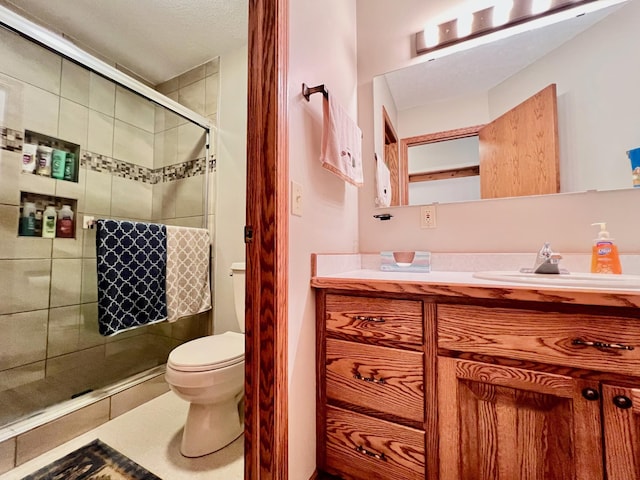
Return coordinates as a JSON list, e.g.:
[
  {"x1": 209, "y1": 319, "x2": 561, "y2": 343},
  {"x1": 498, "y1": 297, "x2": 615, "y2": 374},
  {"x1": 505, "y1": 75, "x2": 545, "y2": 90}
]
[{"x1": 168, "y1": 331, "x2": 244, "y2": 372}]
